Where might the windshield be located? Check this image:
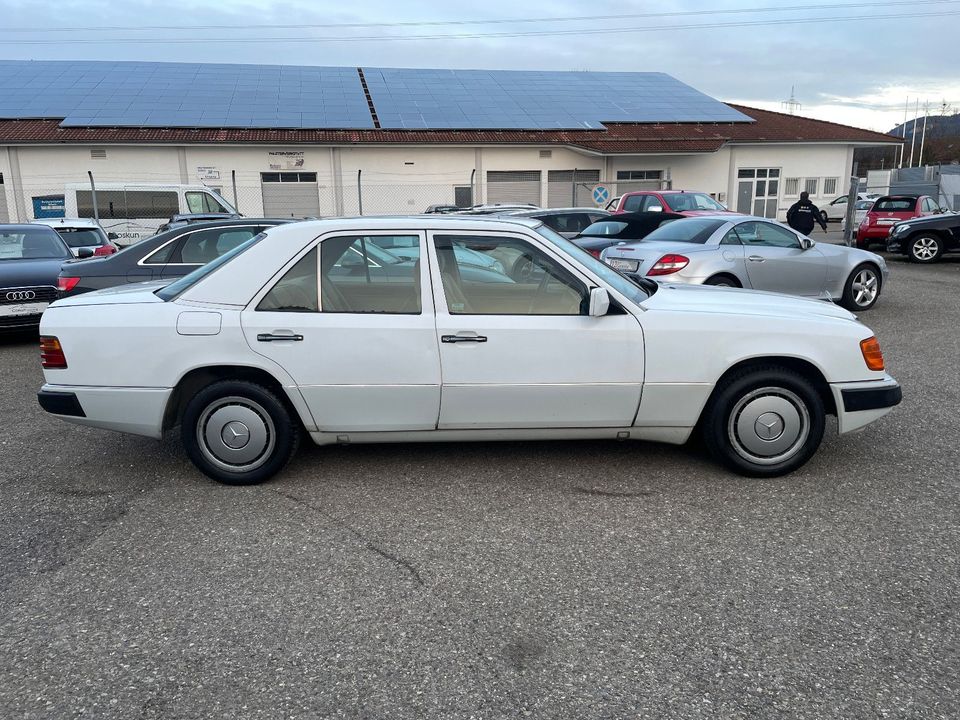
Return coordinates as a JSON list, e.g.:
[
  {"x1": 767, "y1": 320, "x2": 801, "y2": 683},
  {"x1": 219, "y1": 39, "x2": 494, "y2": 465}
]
[
  {"x1": 0, "y1": 228, "x2": 71, "y2": 260},
  {"x1": 156, "y1": 232, "x2": 264, "y2": 301},
  {"x1": 662, "y1": 193, "x2": 727, "y2": 212},
  {"x1": 534, "y1": 224, "x2": 651, "y2": 306},
  {"x1": 55, "y1": 228, "x2": 106, "y2": 248},
  {"x1": 640, "y1": 217, "x2": 728, "y2": 244}
]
